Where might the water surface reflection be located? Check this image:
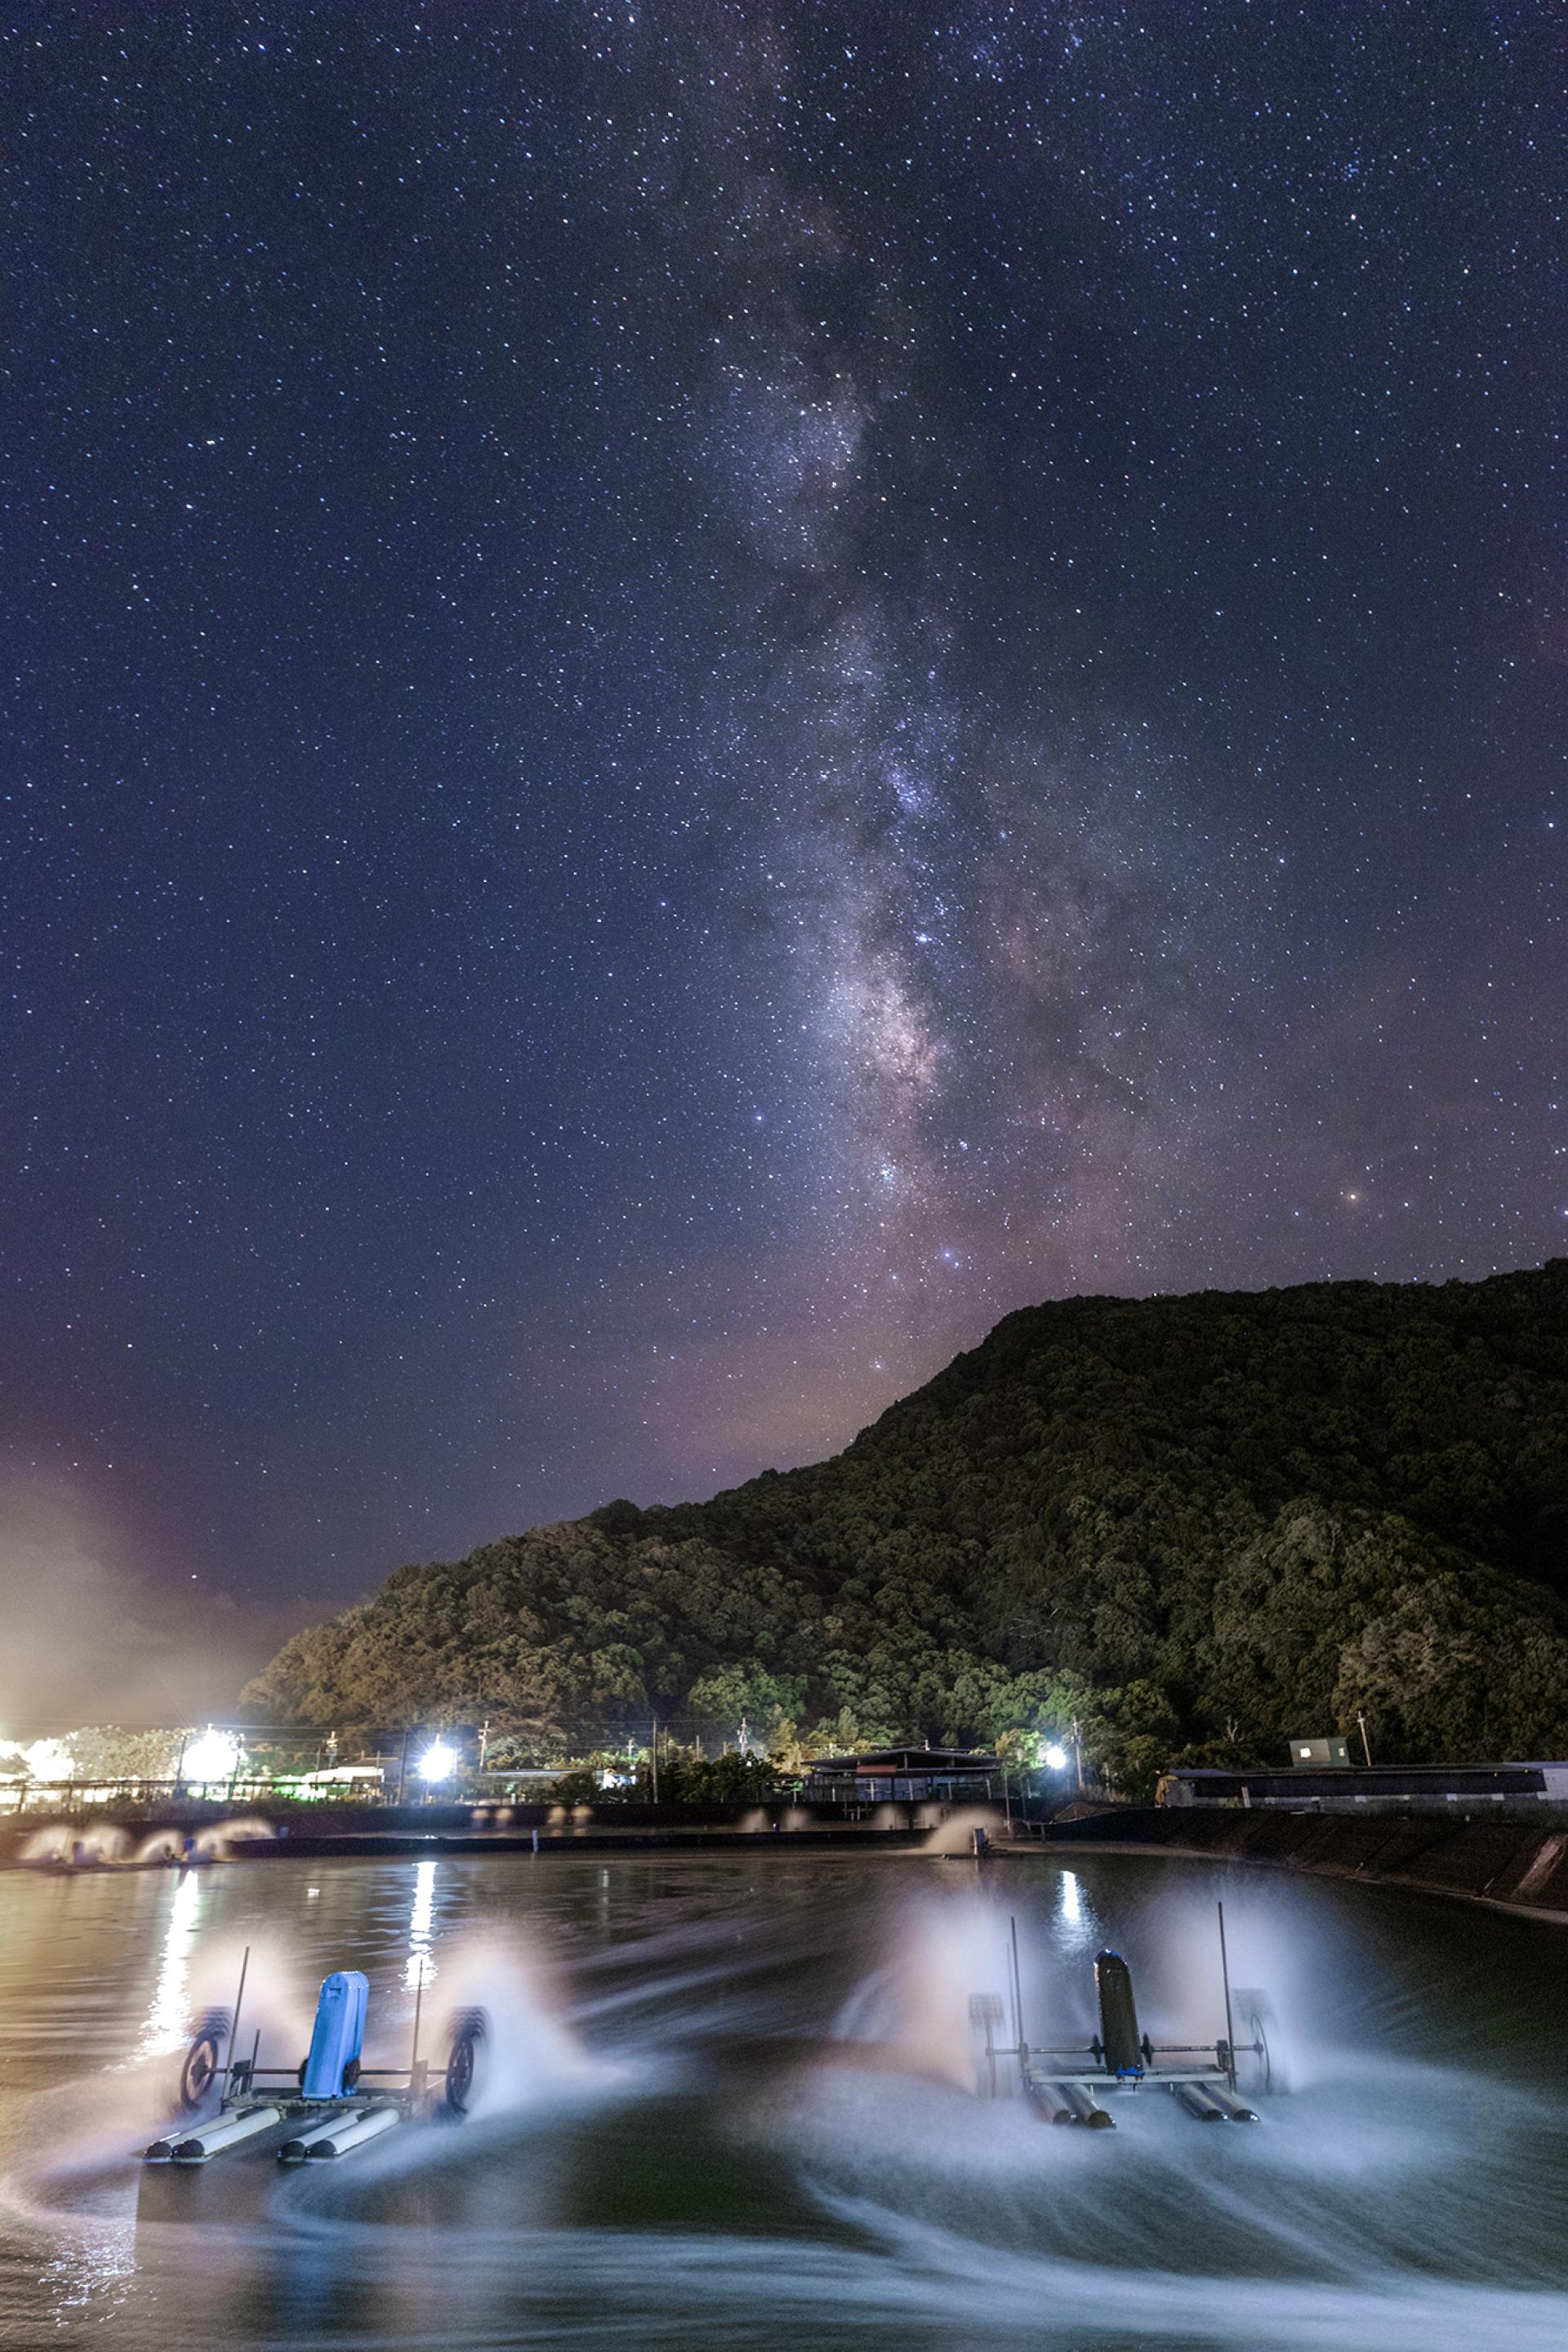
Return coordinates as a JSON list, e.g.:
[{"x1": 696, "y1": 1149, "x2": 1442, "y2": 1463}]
[{"x1": 1, "y1": 1849, "x2": 1565, "y2": 2350}]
